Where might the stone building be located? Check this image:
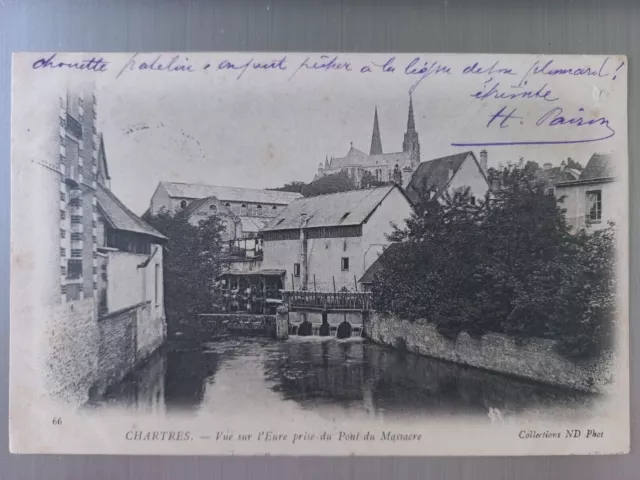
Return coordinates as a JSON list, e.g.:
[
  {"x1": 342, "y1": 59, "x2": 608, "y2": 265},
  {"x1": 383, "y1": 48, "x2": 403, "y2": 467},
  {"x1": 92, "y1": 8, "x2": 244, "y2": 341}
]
[
  {"x1": 148, "y1": 181, "x2": 302, "y2": 259},
  {"x1": 554, "y1": 153, "x2": 616, "y2": 232},
  {"x1": 261, "y1": 184, "x2": 413, "y2": 292},
  {"x1": 12, "y1": 82, "x2": 167, "y2": 407},
  {"x1": 404, "y1": 150, "x2": 491, "y2": 204},
  {"x1": 314, "y1": 97, "x2": 421, "y2": 188}
]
